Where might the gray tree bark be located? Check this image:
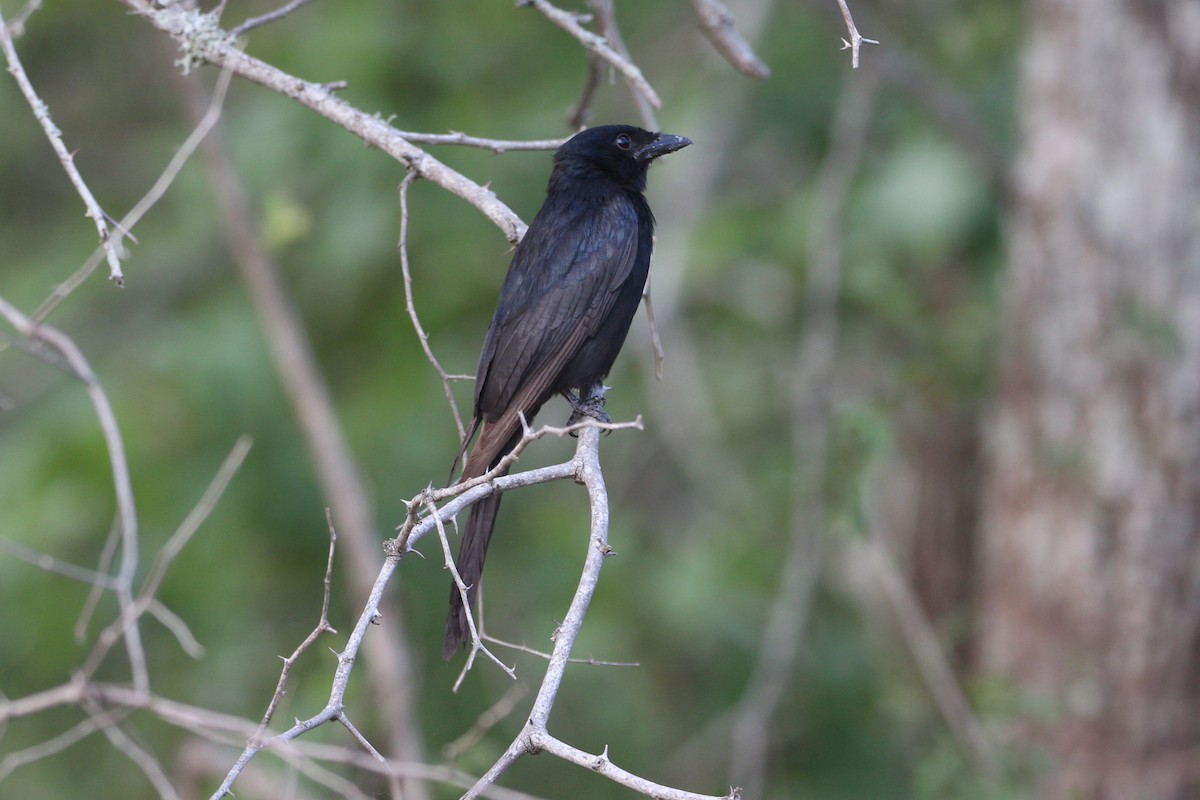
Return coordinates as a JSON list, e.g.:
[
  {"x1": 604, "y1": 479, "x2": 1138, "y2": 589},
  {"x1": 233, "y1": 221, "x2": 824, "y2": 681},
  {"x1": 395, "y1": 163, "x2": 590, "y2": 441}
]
[{"x1": 978, "y1": 1, "x2": 1200, "y2": 798}]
